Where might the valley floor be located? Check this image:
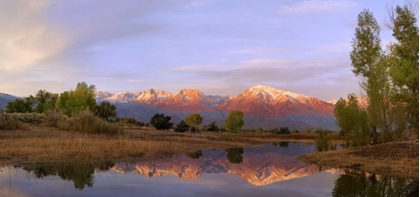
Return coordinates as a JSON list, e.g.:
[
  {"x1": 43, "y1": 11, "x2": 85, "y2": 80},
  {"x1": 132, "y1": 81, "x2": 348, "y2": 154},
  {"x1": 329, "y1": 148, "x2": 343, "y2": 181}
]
[{"x1": 297, "y1": 141, "x2": 419, "y2": 179}]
